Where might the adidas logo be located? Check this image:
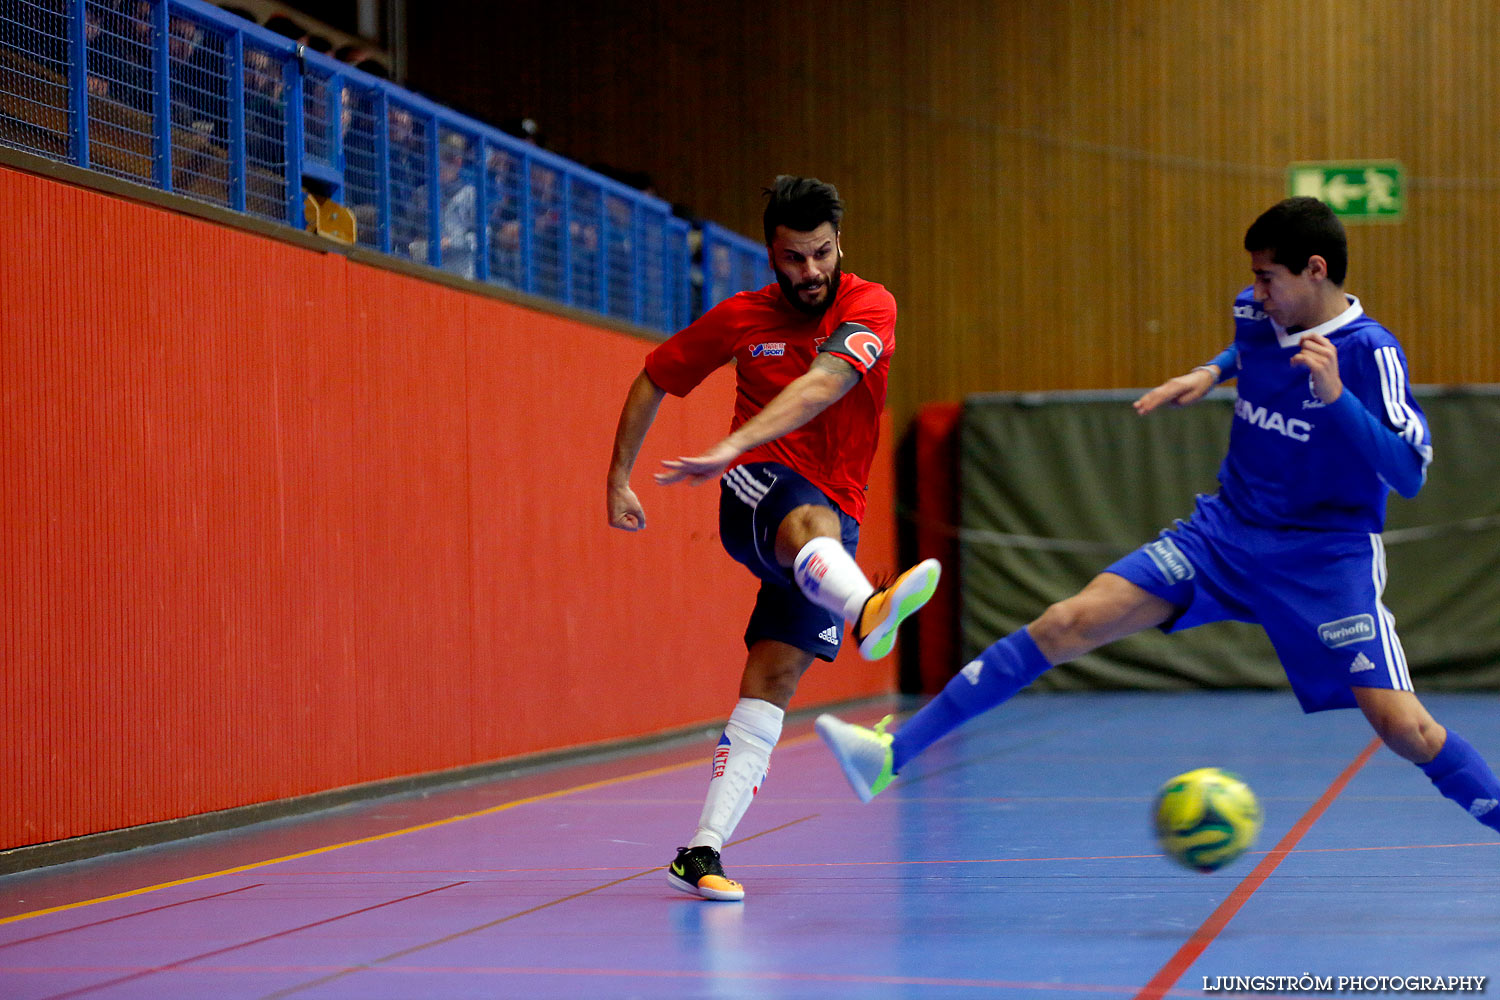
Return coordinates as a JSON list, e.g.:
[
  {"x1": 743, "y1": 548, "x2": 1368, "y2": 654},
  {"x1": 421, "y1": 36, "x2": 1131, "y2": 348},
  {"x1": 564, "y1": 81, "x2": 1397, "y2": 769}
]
[
  {"x1": 1470, "y1": 798, "x2": 1499, "y2": 818},
  {"x1": 817, "y1": 625, "x2": 839, "y2": 645},
  {"x1": 1349, "y1": 653, "x2": 1377, "y2": 674},
  {"x1": 960, "y1": 659, "x2": 984, "y2": 685}
]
